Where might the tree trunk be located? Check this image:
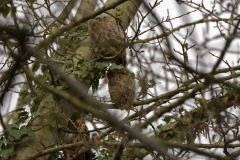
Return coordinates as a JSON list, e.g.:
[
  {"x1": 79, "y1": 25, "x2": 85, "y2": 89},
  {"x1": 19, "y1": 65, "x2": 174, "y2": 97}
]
[{"x1": 12, "y1": 0, "x2": 142, "y2": 159}]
